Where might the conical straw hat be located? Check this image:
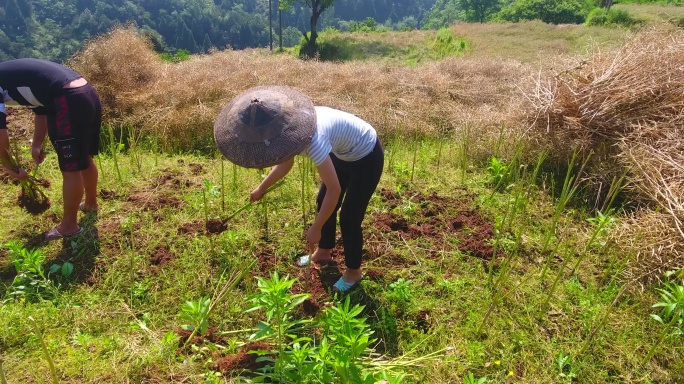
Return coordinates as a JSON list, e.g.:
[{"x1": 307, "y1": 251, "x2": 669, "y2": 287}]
[{"x1": 214, "y1": 85, "x2": 316, "y2": 168}]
